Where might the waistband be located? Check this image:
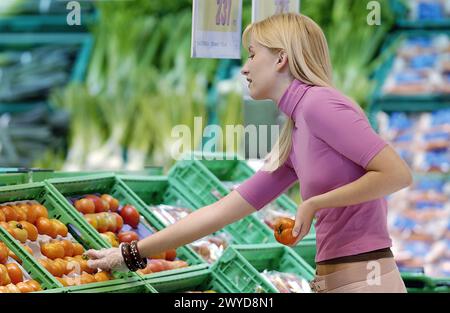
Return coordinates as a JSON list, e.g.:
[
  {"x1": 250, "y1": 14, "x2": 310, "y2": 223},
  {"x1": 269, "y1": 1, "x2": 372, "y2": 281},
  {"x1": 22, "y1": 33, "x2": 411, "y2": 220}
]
[{"x1": 316, "y1": 247, "x2": 393, "y2": 265}]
